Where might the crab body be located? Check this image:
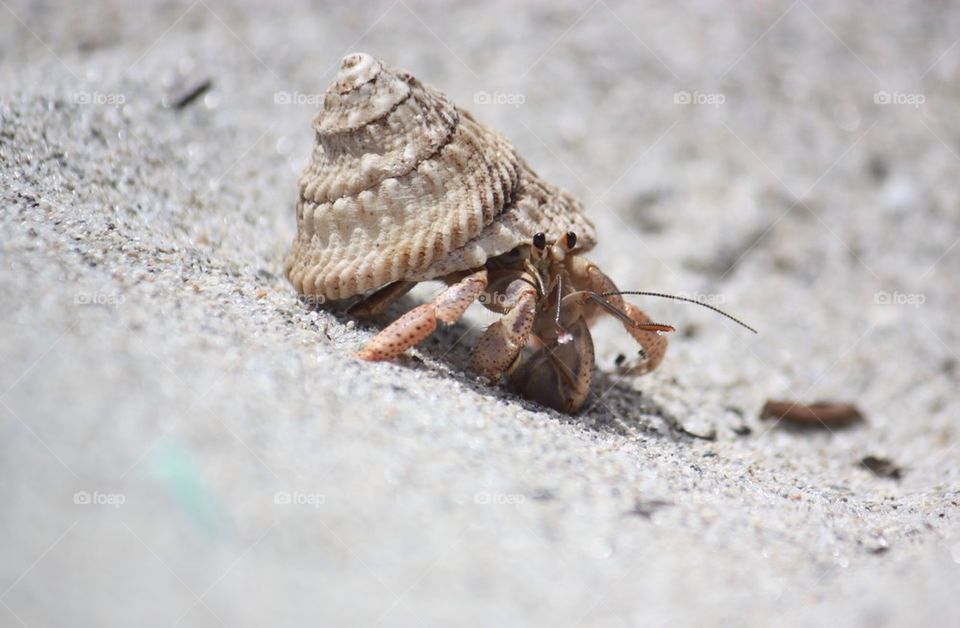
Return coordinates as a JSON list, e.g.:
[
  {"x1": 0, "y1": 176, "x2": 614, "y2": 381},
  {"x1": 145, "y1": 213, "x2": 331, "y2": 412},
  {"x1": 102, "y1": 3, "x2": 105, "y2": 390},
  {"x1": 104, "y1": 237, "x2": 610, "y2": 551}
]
[{"x1": 352, "y1": 234, "x2": 669, "y2": 413}]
